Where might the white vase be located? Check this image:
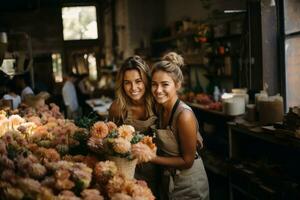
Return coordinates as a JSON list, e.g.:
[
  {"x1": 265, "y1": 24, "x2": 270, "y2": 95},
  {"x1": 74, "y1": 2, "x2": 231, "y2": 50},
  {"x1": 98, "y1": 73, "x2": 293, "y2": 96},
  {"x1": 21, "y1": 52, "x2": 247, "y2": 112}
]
[{"x1": 108, "y1": 156, "x2": 138, "y2": 179}]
